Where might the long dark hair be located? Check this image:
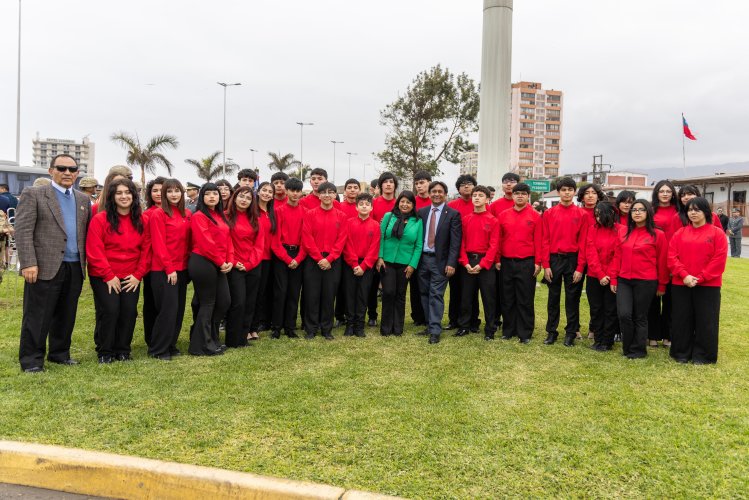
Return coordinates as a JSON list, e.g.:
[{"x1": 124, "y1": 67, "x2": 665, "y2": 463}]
[
  {"x1": 256, "y1": 181, "x2": 277, "y2": 234},
  {"x1": 161, "y1": 178, "x2": 186, "y2": 217},
  {"x1": 685, "y1": 197, "x2": 713, "y2": 225},
  {"x1": 615, "y1": 190, "x2": 636, "y2": 214},
  {"x1": 625, "y1": 199, "x2": 657, "y2": 240},
  {"x1": 676, "y1": 184, "x2": 702, "y2": 226},
  {"x1": 105, "y1": 178, "x2": 143, "y2": 234},
  {"x1": 651, "y1": 180, "x2": 677, "y2": 211},
  {"x1": 389, "y1": 190, "x2": 417, "y2": 239},
  {"x1": 145, "y1": 176, "x2": 167, "y2": 209},
  {"x1": 225, "y1": 186, "x2": 259, "y2": 231},
  {"x1": 196, "y1": 183, "x2": 228, "y2": 225},
  {"x1": 576, "y1": 183, "x2": 605, "y2": 205},
  {"x1": 594, "y1": 201, "x2": 617, "y2": 229}
]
